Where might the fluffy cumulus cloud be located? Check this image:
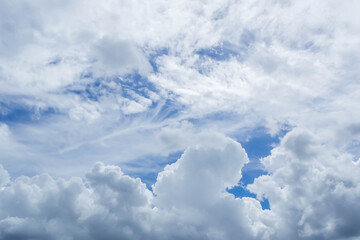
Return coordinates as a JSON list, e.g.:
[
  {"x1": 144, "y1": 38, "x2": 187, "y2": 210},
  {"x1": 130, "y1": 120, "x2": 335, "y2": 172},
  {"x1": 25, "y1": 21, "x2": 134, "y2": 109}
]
[
  {"x1": 1, "y1": 134, "x2": 360, "y2": 239},
  {"x1": 249, "y1": 129, "x2": 360, "y2": 239},
  {"x1": 0, "y1": 140, "x2": 269, "y2": 240},
  {"x1": 0, "y1": 0, "x2": 360, "y2": 239}
]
